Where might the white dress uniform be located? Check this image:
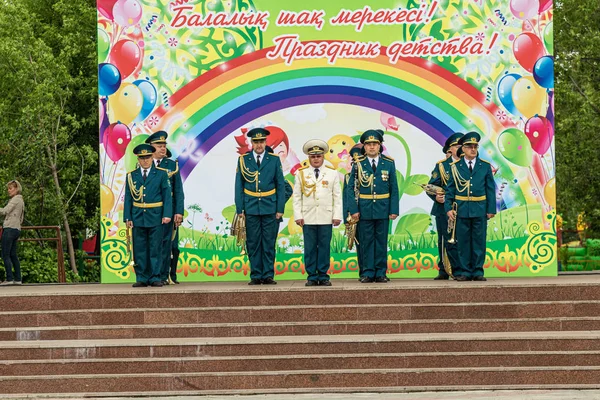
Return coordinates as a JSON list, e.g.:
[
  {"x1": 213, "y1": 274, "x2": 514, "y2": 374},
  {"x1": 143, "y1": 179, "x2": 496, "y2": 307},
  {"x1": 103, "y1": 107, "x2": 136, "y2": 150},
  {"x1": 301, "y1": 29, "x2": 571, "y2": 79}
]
[{"x1": 293, "y1": 139, "x2": 343, "y2": 286}]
